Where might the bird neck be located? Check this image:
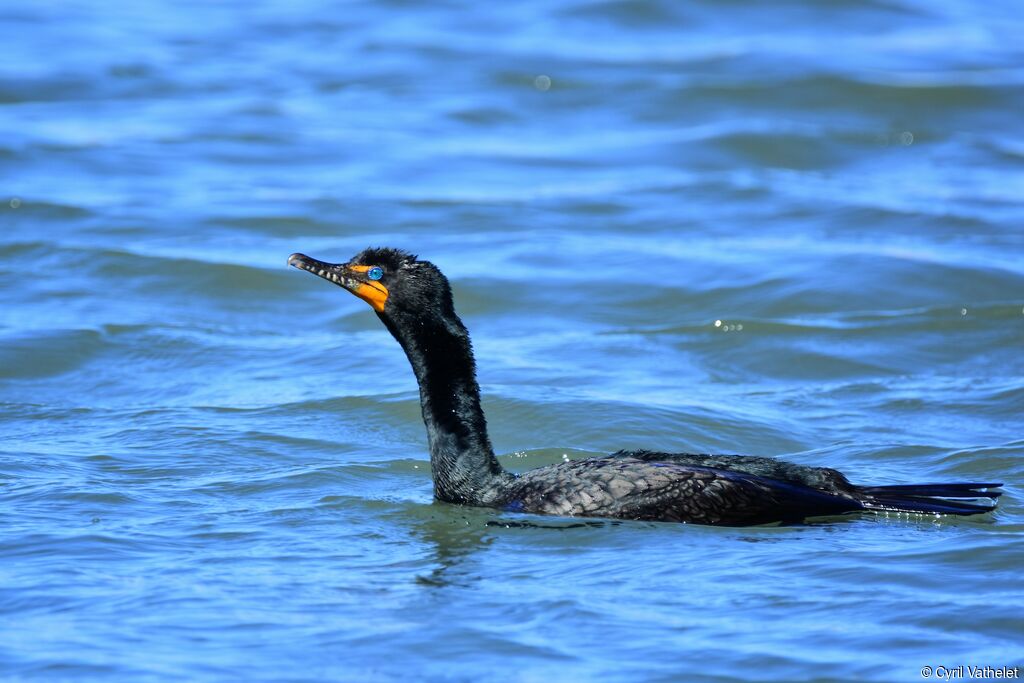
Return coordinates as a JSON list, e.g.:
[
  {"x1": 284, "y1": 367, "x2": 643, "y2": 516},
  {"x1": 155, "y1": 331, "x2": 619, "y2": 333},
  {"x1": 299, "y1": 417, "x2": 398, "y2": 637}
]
[{"x1": 381, "y1": 311, "x2": 512, "y2": 505}]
